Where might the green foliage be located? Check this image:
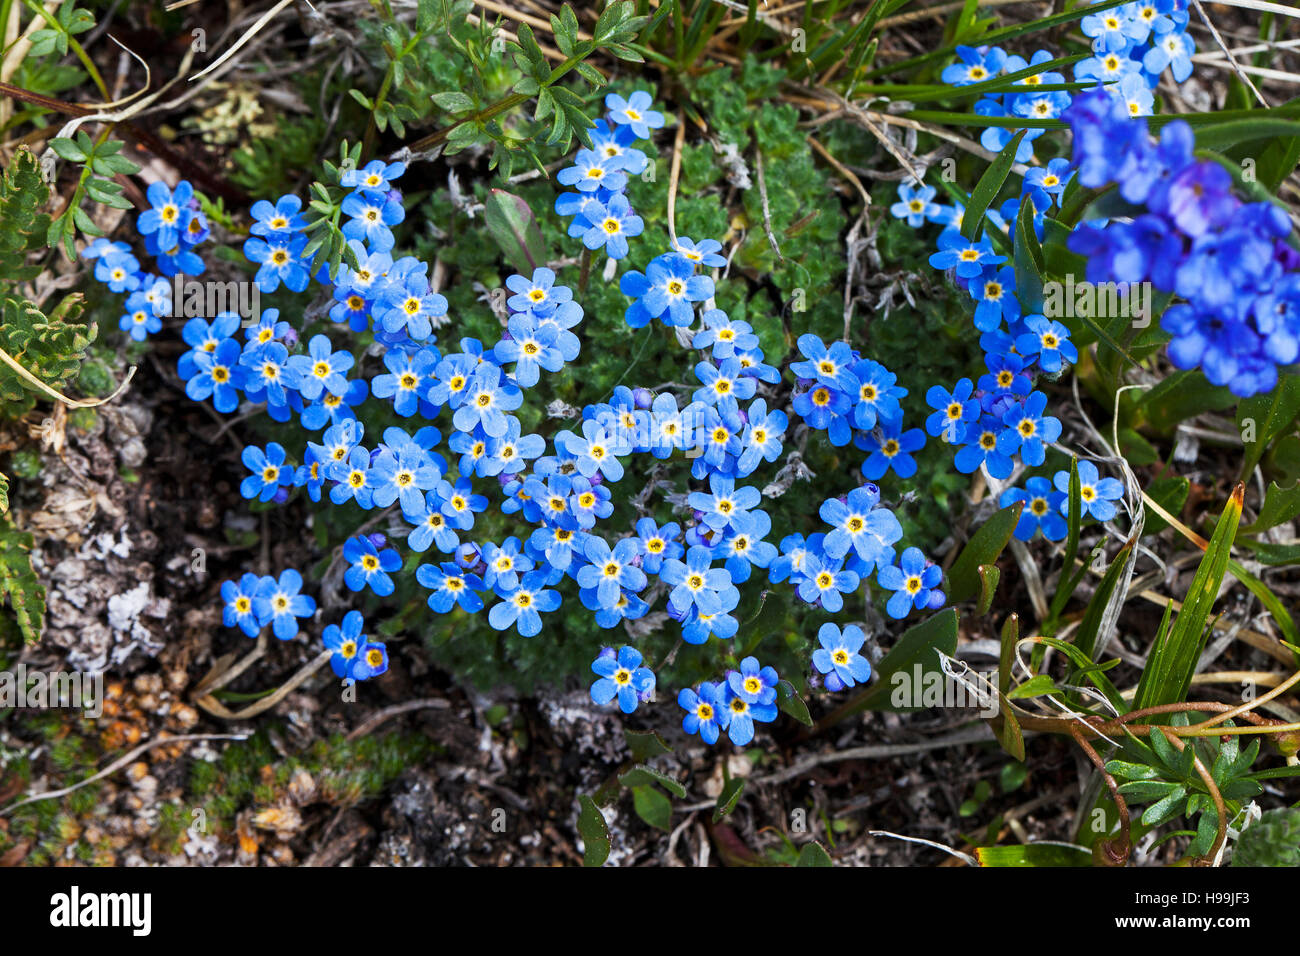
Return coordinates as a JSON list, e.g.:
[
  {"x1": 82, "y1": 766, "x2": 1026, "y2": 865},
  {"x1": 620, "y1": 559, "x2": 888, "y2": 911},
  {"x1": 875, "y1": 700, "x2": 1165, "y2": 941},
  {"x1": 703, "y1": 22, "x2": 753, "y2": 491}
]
[
  {"x1": 0, "y1": 148, "x2": 52, "y2": 282},
  {"x1": 0, "y1": 521, "x2": 45, "y2": 645},
  {"x1": 45, "y1": 133, "x2": 141, "y2": 258},
  {"x1": 0, "y1": 294, "x2": 96, "y2": 419},
  {"x1": 1108, "y1": 719, "x2": 1262, "y2": 859},
  {"x1": 1231, "y1": 808, "x2": 1300, "y2": 867}
]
